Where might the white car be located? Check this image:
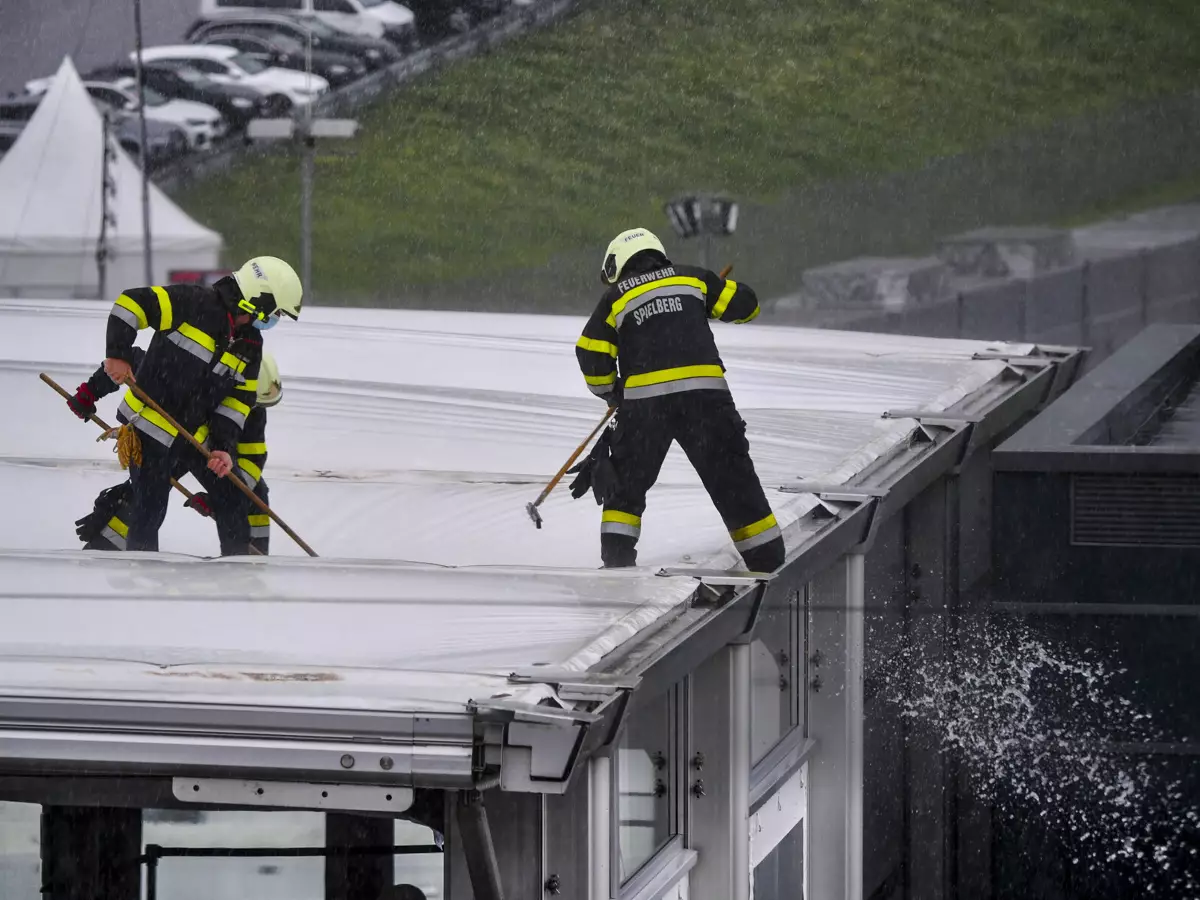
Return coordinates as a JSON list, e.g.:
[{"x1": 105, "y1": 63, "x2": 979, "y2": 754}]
[
  {"x1": 199, "y1": 0, "x2": 388, "y2": 40},
  {"x1": 132, "y1": 45, "x2": 328, "y2": 113},
  {"x1": 24, "y1": 78, "x2": 225, "y2": 149},
  {"x1": 356, "y1": 0, "x2": 417, "y2": 40}
]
